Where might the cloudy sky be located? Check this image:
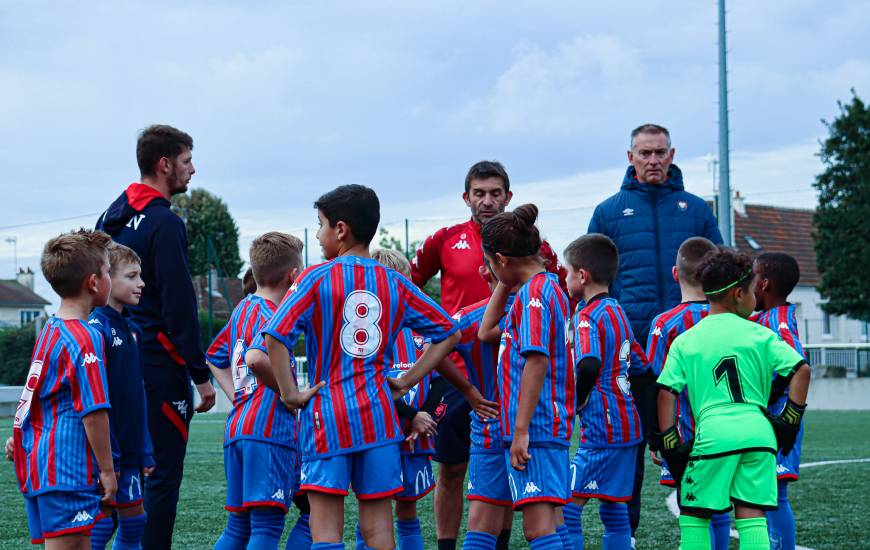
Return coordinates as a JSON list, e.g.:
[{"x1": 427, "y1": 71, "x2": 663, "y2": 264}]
[{"x1": 2, "y1": 0, "x2": 868, "y2": 308}]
